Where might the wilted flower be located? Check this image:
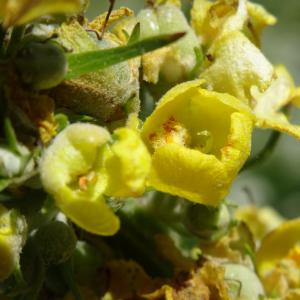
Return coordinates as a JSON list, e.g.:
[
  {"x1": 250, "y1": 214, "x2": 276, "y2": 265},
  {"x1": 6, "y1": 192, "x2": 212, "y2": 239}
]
[
  {"x1": 191, "y1": 0, "x2": 276, "y2": 47},
  {"x1": 200, "y1": 31, "x2": 274, "y2": 105},
  {"x1": 142, "y1": 80, "x2": 253, "y2": 205}
]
